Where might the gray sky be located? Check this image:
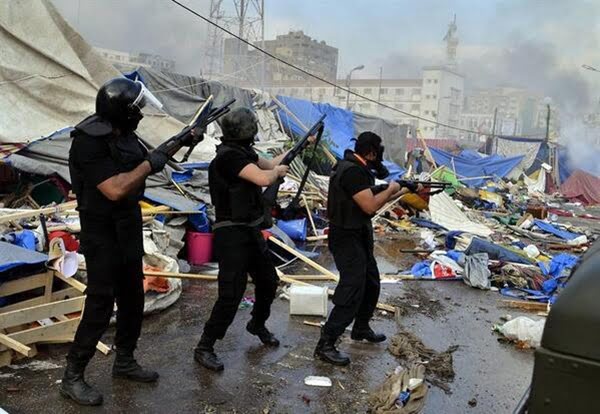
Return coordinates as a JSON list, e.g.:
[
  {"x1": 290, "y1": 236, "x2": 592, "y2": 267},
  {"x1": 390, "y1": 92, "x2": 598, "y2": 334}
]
[{"x1": 52, "y1": 0, "x2": 600, "y2": 112}]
